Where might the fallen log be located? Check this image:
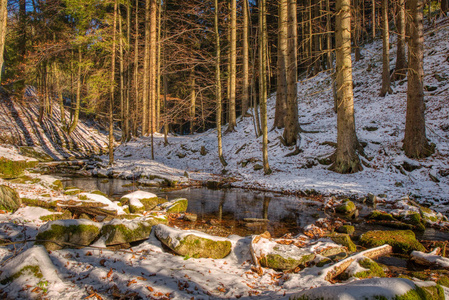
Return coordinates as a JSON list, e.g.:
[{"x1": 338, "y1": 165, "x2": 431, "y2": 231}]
[
  {"x1": 411, "y1": 248, "x2": 449, "y2": 269},
  {"x1": 322, "y1": 244, "x2": 393, "y2": 281},
  {"x1": 64, "y1": 205, "x2": 117, "y2": 218}
]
